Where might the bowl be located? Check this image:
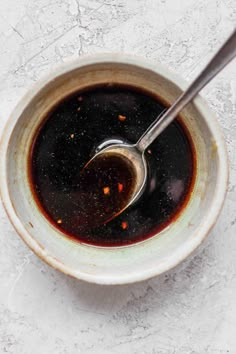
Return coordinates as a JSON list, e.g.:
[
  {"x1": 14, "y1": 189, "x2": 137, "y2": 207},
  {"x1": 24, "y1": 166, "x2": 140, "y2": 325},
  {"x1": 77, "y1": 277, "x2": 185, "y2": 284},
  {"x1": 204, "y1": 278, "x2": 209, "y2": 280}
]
[{"x1": 0, "y1": 54, "x2": 228, "y2": 285}]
